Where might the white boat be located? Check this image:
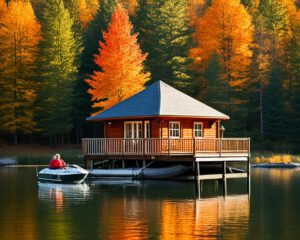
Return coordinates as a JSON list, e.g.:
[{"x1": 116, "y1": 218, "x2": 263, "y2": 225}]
[
  {"x1": 88, "y1": 165, "x2": 190, "y2": 179},
  {"x1": 38, "y1": 165, "x2": 89, "y2": 184}
]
